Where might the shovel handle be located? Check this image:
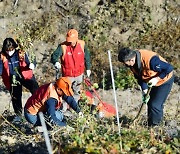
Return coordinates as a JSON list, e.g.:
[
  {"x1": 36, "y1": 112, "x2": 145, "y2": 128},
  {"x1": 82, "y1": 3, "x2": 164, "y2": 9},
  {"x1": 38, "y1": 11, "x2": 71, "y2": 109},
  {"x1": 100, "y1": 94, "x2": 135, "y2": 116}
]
[
  {"x1": 146, "y1": 86, "x2": 152, "y2": 97},
  {"x1": 132, "y1": 86, "x2": 152, "y2": 124},
  {"x1": 56, "y1": 69, "x2": 61, "y2": 80},
  {"x1": 84, "y1": 78, "x2": 104, "y2": 104},
  {"x1": 133, "y1": 103, "x2": 145, "y2": 121}
]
